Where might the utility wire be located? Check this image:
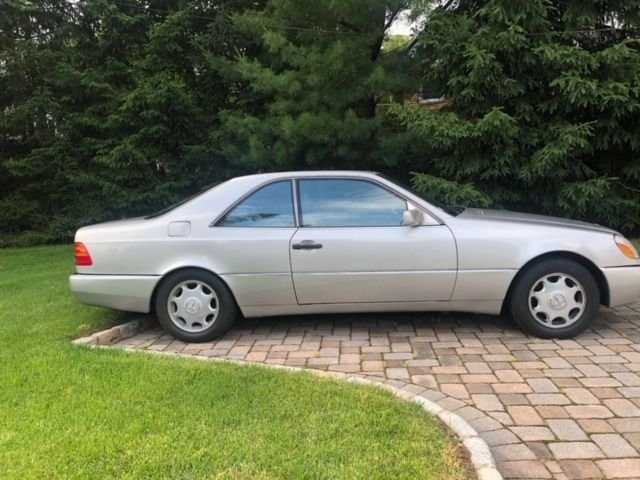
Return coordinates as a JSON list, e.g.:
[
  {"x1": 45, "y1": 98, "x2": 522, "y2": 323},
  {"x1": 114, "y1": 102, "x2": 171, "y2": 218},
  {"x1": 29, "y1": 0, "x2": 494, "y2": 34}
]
[
  {"x1": 108, "y1": 0, "x2": 640, "y2": 38},
  {"x1": 521, "y1": 25, "x2": 640, "y2": 36},
  {"x1": 14, "y1": 0, "x2": 640, "y2": 42}
]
